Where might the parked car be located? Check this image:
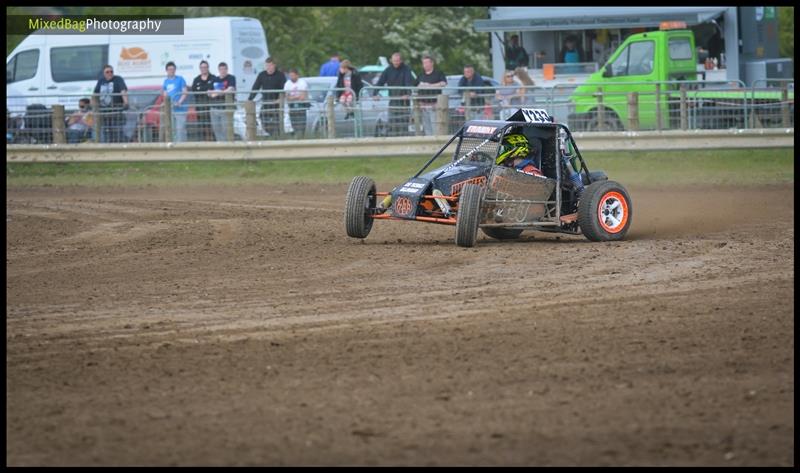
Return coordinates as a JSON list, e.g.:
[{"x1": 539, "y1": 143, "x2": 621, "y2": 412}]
[
  {"x1": 128, "y1": 86, "x2": 268, "y2": 142},
  {"x1": 444, "y1": 75, "x2": 500, "y2": 133},
  {"x1": 304, "y1": 76, "x2": 391, "y2": 138}
]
